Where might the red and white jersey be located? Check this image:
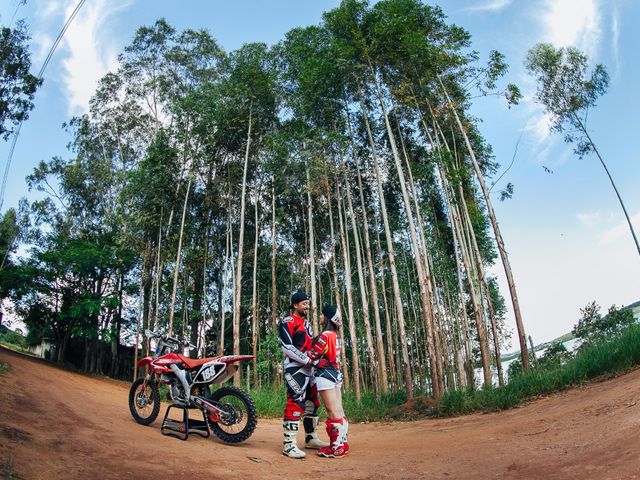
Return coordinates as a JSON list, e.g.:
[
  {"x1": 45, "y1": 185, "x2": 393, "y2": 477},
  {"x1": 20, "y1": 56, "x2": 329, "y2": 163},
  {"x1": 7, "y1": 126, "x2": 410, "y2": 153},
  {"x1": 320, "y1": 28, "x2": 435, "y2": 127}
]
[
  {"x1": 309, "y1": 330, "x2": 341, "y2": 370},
  {"x1": 278, "y1": 313, "x2": 314, "y2": 368}
]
